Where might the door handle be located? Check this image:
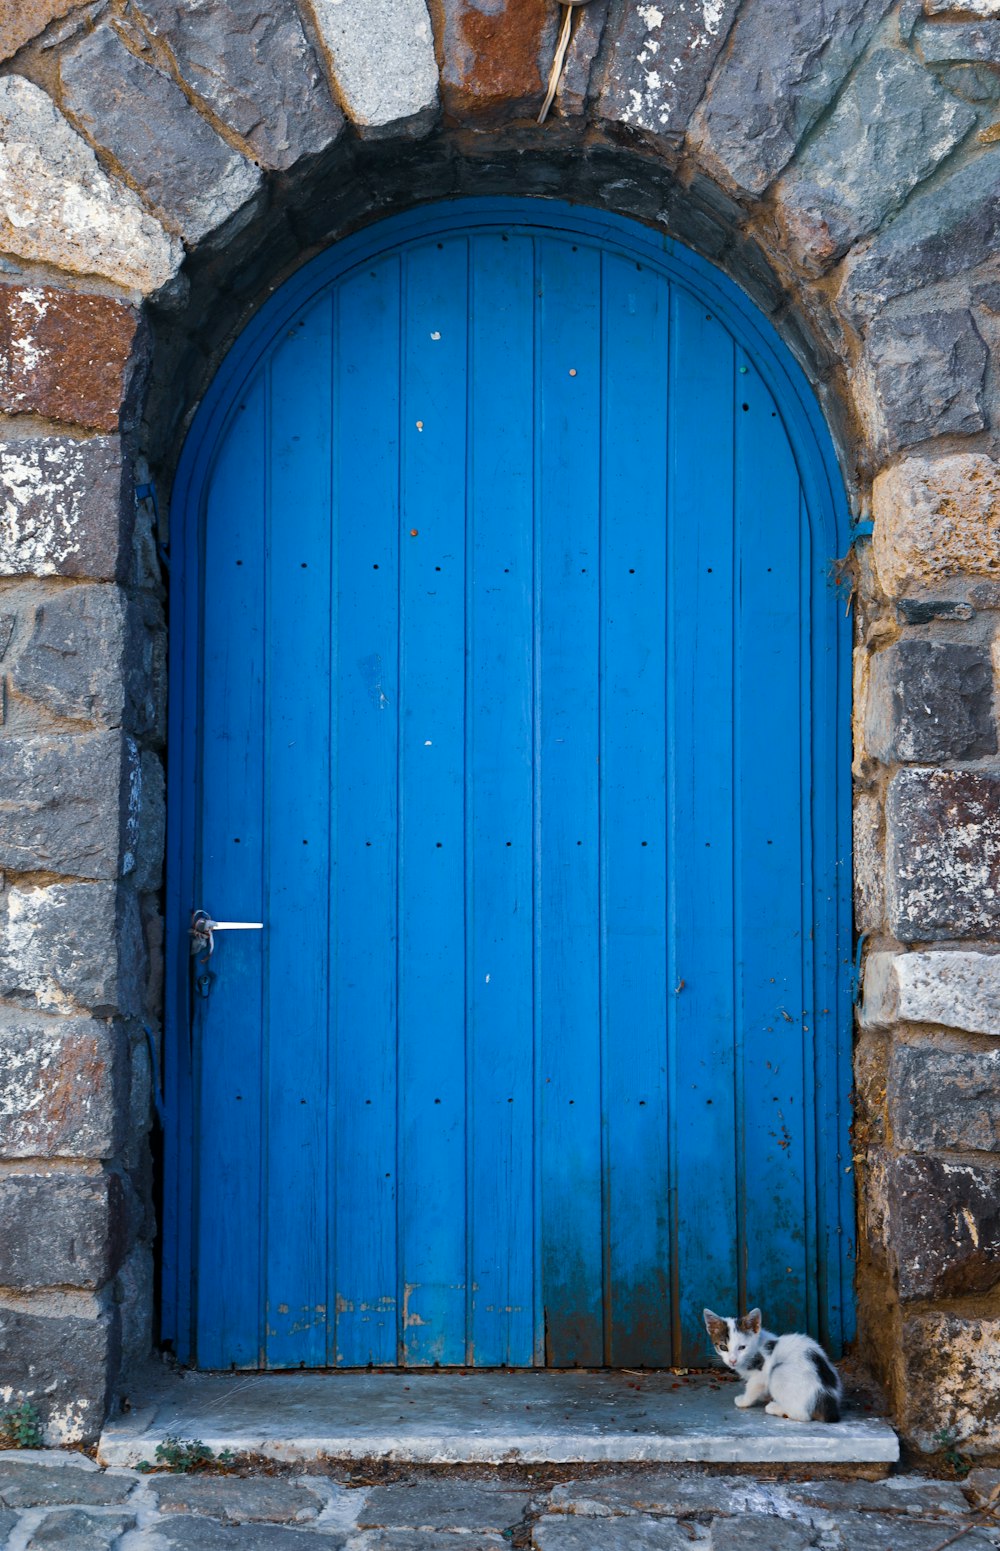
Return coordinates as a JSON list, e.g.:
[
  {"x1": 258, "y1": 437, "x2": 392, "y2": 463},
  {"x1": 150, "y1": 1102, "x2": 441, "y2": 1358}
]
[{"x1": 190, "y1": 909, "x2": 263, "y2": 957}]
